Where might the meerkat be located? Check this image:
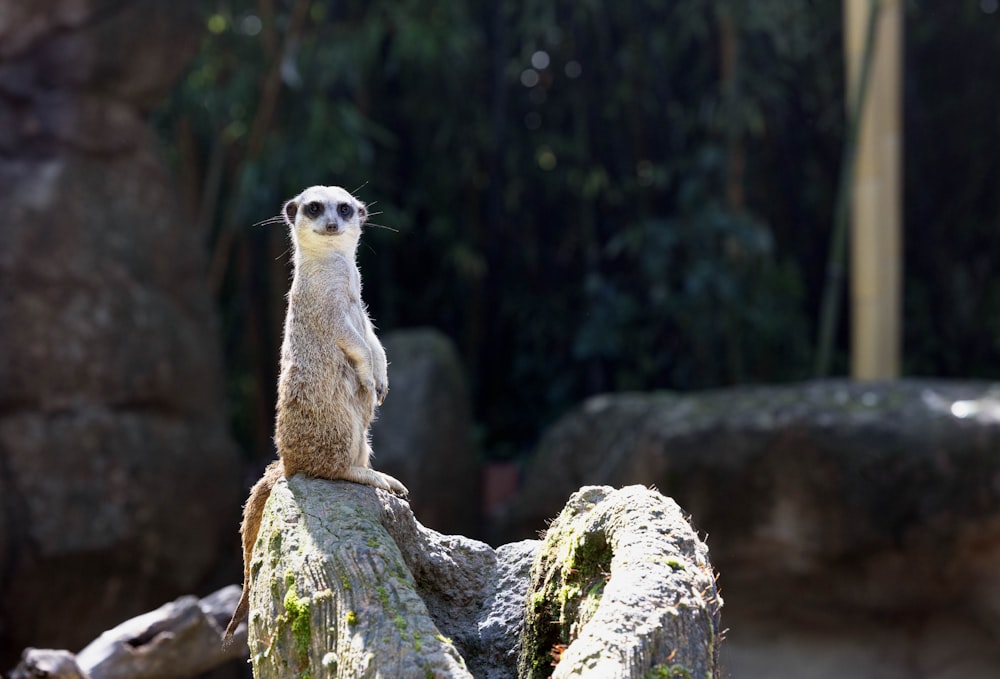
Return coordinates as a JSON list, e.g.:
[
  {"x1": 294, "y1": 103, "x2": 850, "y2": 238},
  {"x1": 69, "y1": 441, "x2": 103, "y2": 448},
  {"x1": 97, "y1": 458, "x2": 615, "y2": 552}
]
[{"x1": 224, "y1": 185, "x2": 407, "y2": 639}]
